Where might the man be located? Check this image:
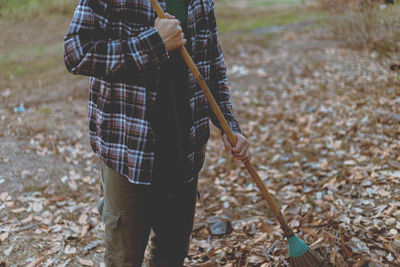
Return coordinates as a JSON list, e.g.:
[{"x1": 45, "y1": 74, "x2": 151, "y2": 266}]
[{"x1": 63, "y1": 0, "x2": 251, "y2": 266}]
